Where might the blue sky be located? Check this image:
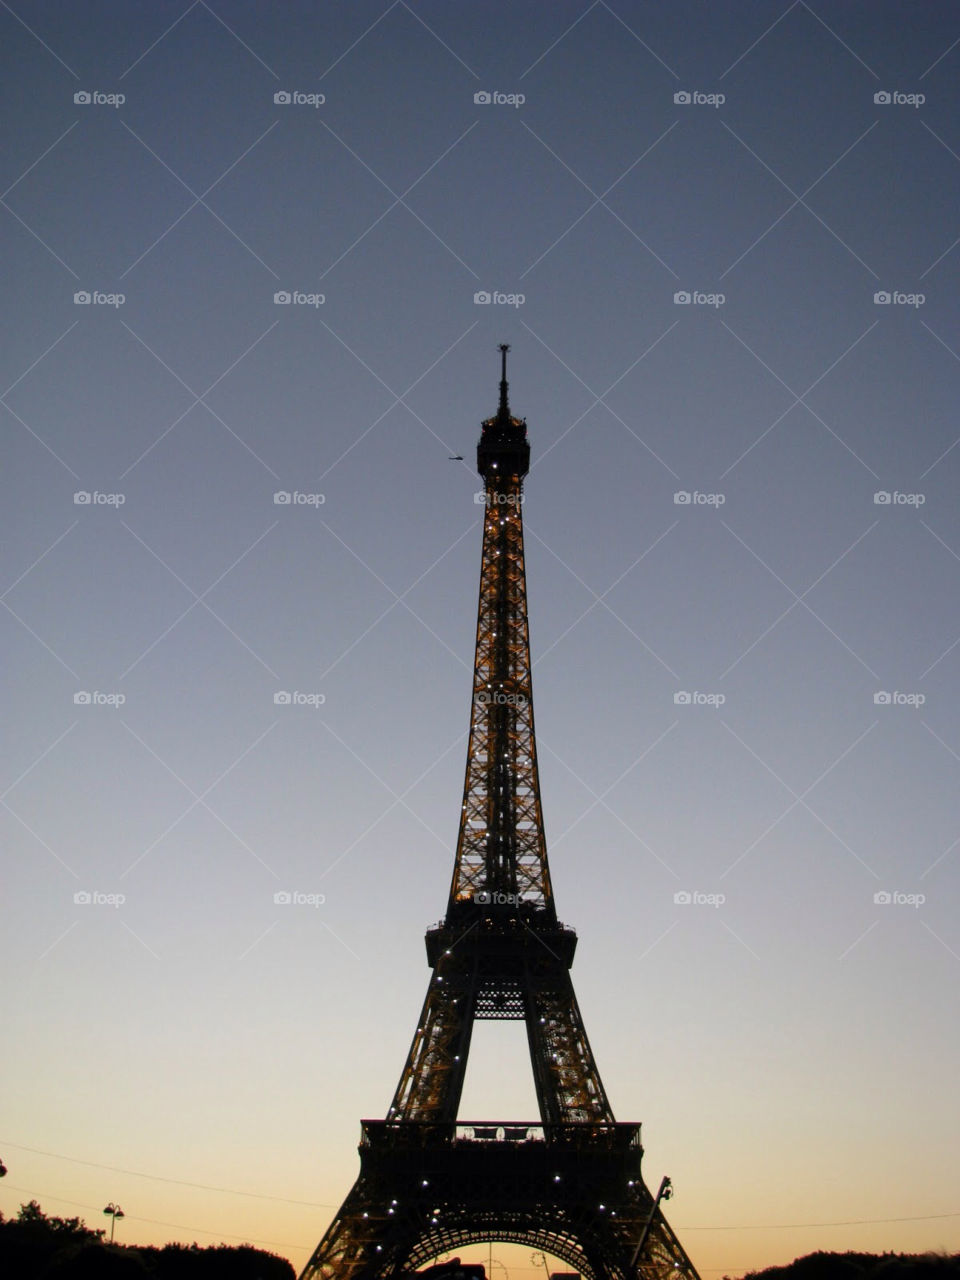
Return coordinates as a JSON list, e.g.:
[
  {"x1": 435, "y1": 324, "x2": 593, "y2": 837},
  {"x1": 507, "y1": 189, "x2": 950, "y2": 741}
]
[{"x1": 2, "y1": 3, "x2": 960, "y2": 1276}]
